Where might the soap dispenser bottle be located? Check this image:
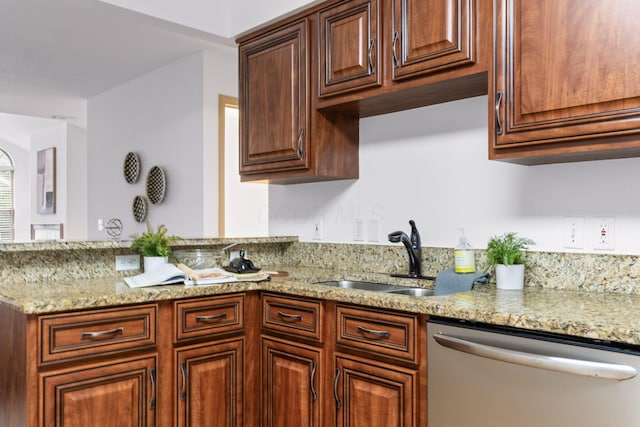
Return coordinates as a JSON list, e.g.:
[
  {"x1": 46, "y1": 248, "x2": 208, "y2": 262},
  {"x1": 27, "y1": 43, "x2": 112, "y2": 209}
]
[{"x1": 454, "y1": 229, "x2": 476, "y2": 273}]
